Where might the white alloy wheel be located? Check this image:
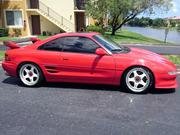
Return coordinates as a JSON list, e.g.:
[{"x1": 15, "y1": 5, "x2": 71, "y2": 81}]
[
  {"x1": 125, "y1": 68, "x2": 151, "y2": 93},
  {"x1": 19, "y1": 64, "x2": 40, "y2": 86}
]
